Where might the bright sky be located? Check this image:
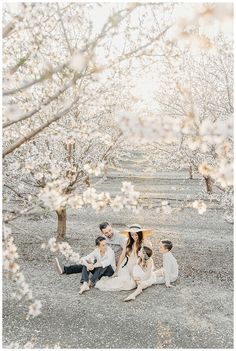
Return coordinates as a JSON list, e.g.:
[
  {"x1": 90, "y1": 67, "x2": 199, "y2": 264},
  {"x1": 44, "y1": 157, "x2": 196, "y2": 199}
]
[{"x1": 87, "y1": 2, "x2": 233, "y2": 106}]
